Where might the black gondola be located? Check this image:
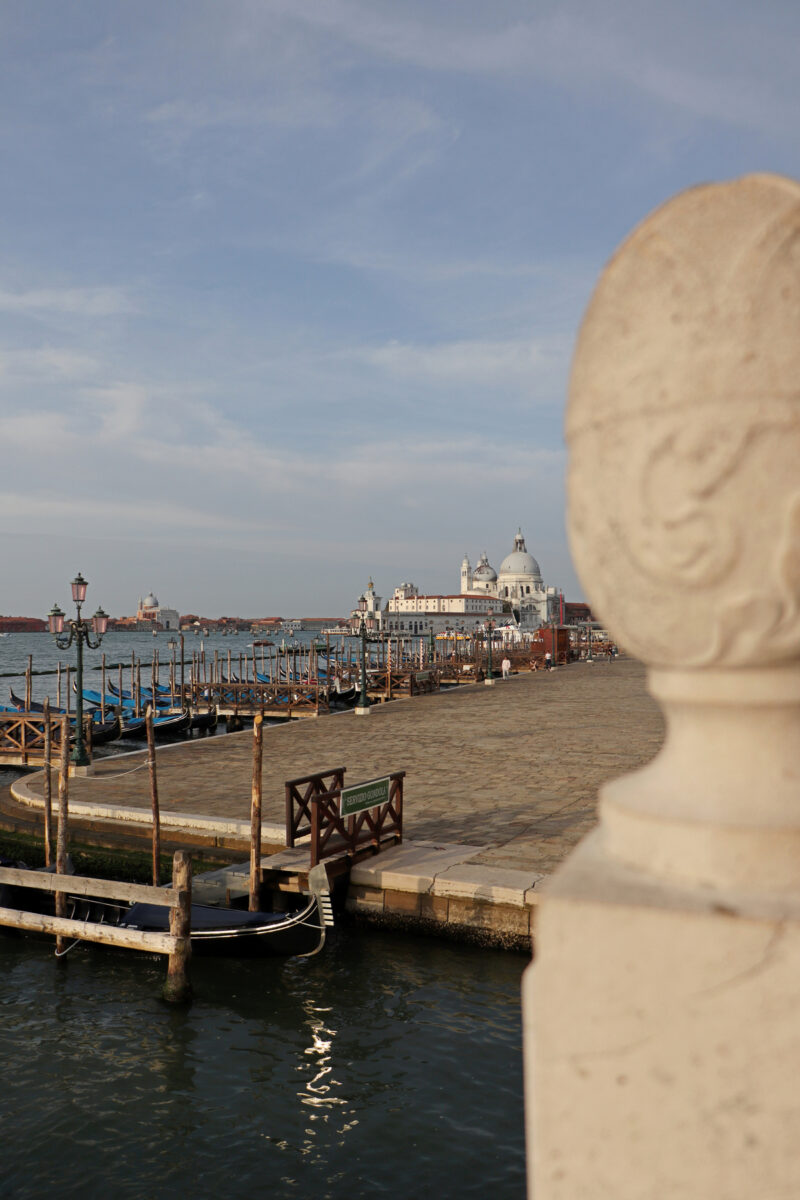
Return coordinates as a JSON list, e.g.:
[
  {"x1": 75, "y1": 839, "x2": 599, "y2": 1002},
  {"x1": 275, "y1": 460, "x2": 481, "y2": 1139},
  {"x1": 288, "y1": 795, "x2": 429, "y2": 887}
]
[
  {"x1": 107, "y1": 679, "x2": 172, "y2": 704},
  {"x1": 150, "y1": 708, "x2": 192, "y2": 739},
  {"x1": 190, "y1": 706, "x2": 218, "y2": 733},
  {"x1": 117, "y1": 715, "x2": 147, "y2": 739},
  {"x1": 1, "y1": 860, "x2": 333, "y2": 959},
  {"x1": 118, "y1": 878, "x2": 332, "y2": 957}
]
